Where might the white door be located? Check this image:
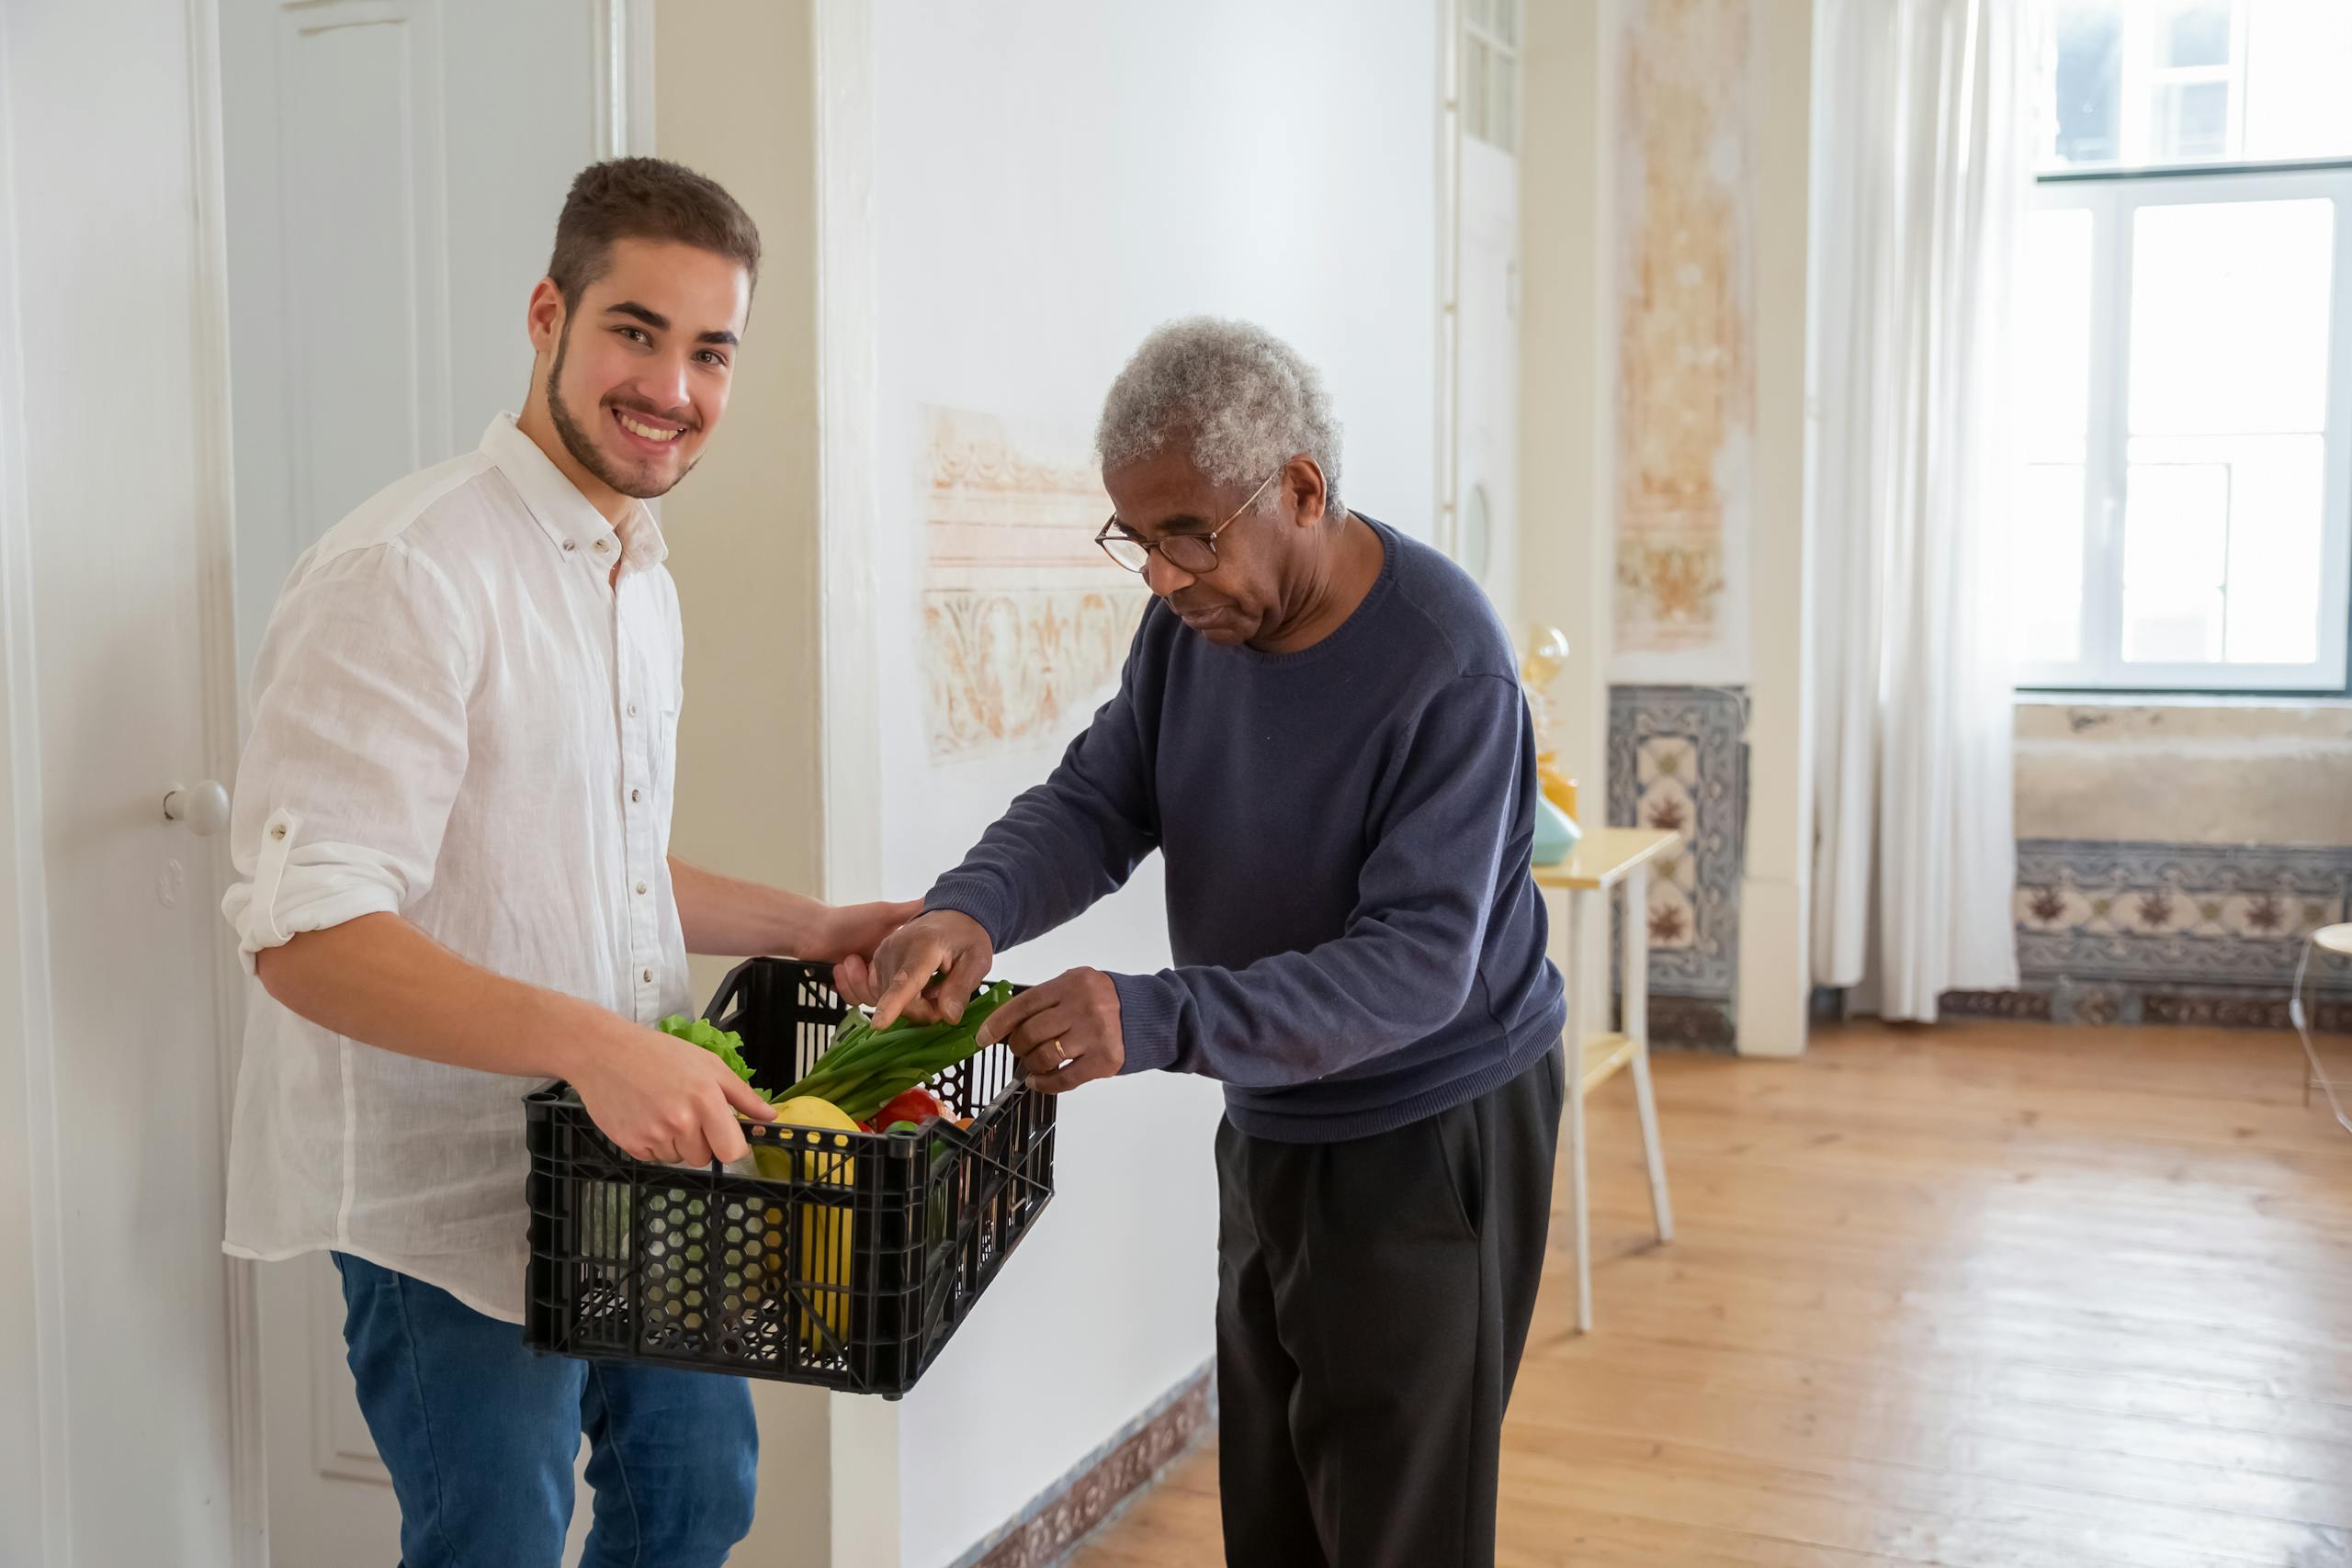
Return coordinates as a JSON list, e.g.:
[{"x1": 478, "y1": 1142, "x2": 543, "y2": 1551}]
[
  {"x1": 1452, "y1": 0, "x2": 1523, "y2": 608},
  {"x1": 0, "y1": 1, "x2": 249, "y2": 1563},
  {"x1": 215, "y1": 4, "x2": 638, "y2": 1560}
]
